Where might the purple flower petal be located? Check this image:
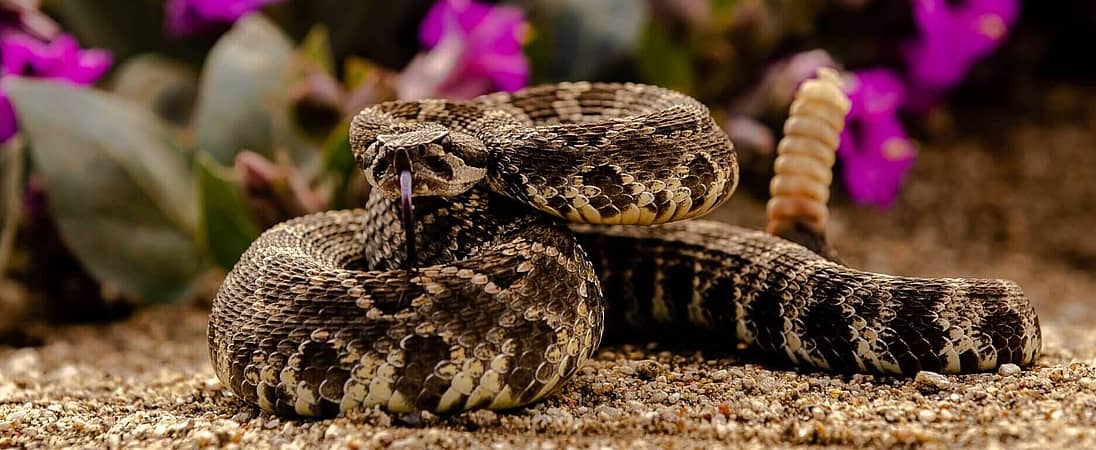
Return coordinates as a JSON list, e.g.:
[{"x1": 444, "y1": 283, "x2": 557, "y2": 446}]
[
  {"x1": 478, "y1": 52, "x2": 529, "y2": 92},
  {"x1": 405, "y1": 0, "x2": 529, "y2": 99},
  {"x1": 0, "y1": 32, "x2": 113, "y2": 143},
  {"x1": 61, "y1": 47, "x2": 113, "y2": 85},
  {"x1": 165, "y1": 0, "x2": 283, "y2": 37},
  {"x1": 838, "y1": 69, "x2": 917, "y2": 208},
  {"x1": 0, "y1": 33, "x2": 33, "y2": 75},
  {"x1": 0, "y1": 0, "x2": 61, "y2": 41},
  {"x1": 420, "y1": 0, "x2": 493, "y2": 48},
  {"x1": 0, "y1": 90, "x2": 16, "y2": 142},
  {"x1": 397, "y1": 32, "x2": 464, "y2": 101},
  {"x1": 902, "y1": 0, "x2": 1018, "y2": 108},
  {"x1": 0, "y1": 33, "x2": 112, "y2": 83},
  {"x1": 845, "y1": 68, "x2": 906, "y2": 117},
  {"x1": 839, "y1": 114, "x2": 917, "y2": 208}
]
